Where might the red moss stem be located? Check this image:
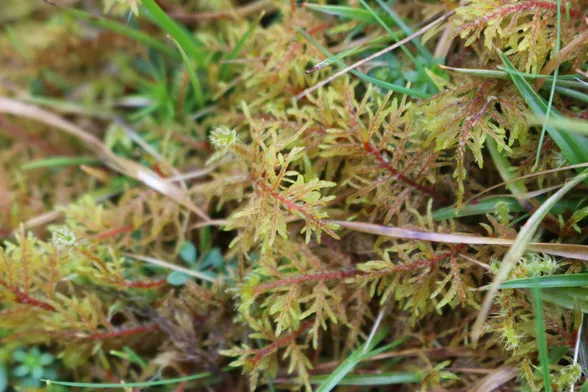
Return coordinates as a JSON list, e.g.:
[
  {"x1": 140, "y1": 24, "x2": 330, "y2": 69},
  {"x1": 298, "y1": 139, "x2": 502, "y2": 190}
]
[
  {"x1": 248, "y1": 321, "x2": 313, "y2": 367},
  {"x1": 93, "y1": 225, "x2": 134, "y2": 241},
  {"x1": 0, "y1": 278, "x2": 56, "y2": 311},
  {"x1": 253, "y1": 269, "x2": 362, "y2": 295},
  {"x1": 363, "y1": 141, "x2": 447, "y2": 202},
  {"x1": 124, "y1": 278, "x2": 167, "y2": 289},
  {"x1": 81, "y1": 324, "x2": 159, "y2": 340},
  {"x1": 253, "y1": 244, "x2": 467, "y2": 295}
]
